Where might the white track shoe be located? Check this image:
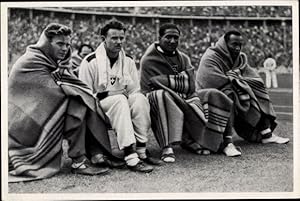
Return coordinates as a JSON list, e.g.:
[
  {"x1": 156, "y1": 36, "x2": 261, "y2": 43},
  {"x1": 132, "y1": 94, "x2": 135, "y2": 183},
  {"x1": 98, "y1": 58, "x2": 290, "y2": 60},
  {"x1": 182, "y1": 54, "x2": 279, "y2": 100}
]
[
  {"x1": 223, "y1": 143, "x2": 242, "y2": 157},
  {"x1": 262, "y1": 134, "x2": 290, "y2": 144}
]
